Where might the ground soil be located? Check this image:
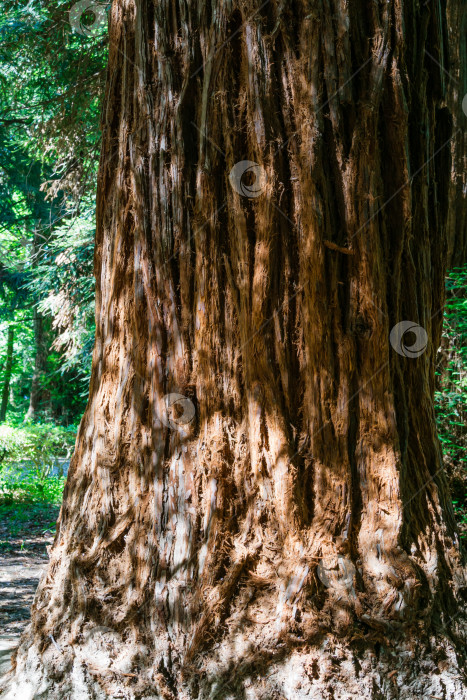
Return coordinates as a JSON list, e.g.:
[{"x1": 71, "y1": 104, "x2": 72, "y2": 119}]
[{"x1": 0, "y1": 504, "x2": 58, "y2": 678}]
